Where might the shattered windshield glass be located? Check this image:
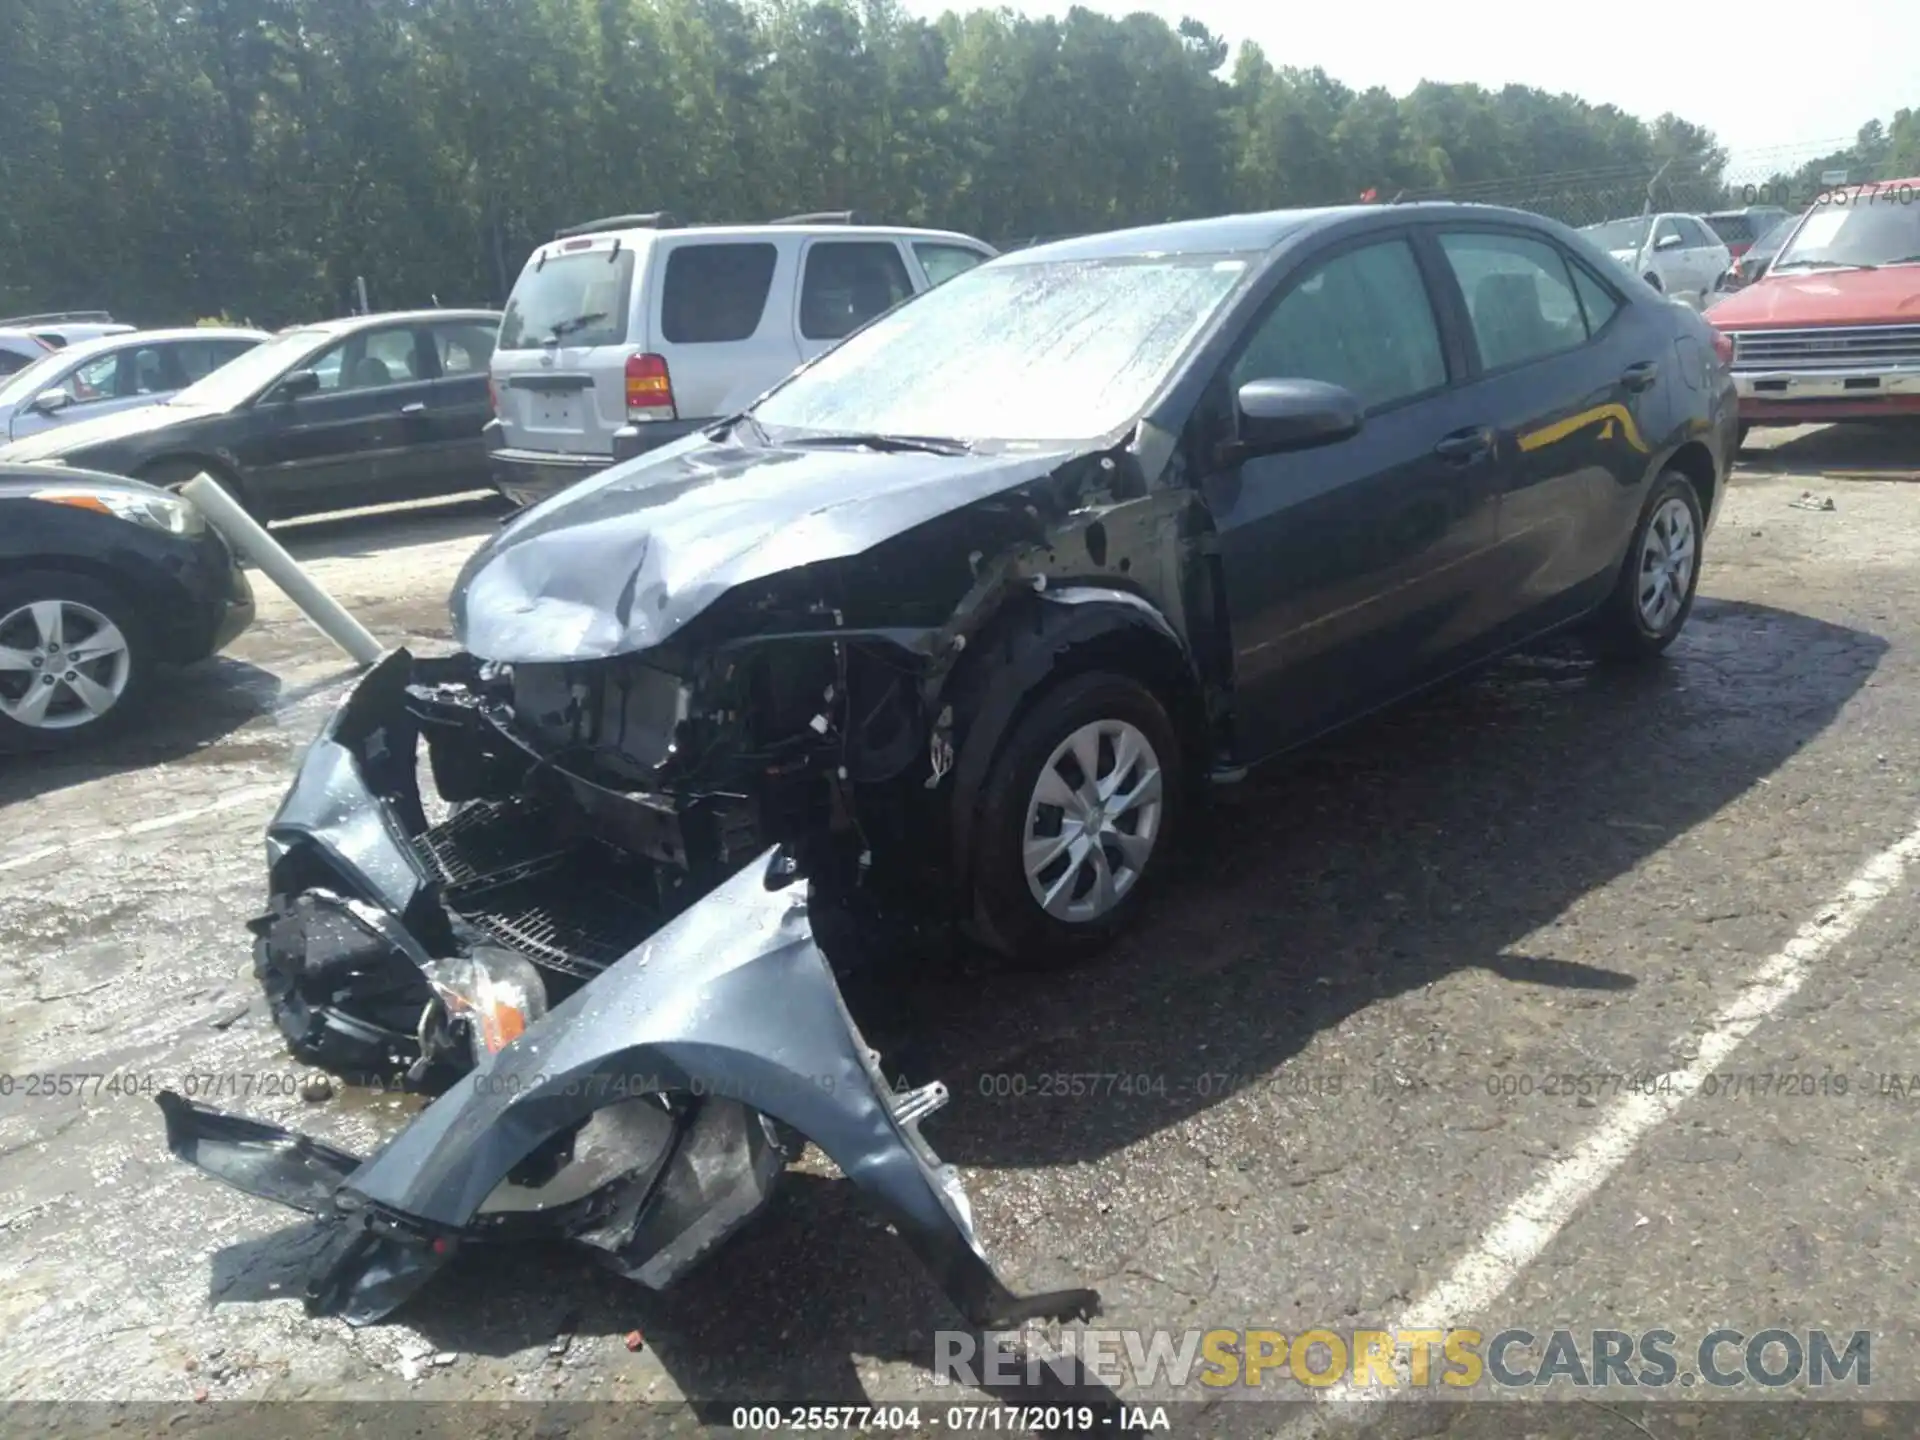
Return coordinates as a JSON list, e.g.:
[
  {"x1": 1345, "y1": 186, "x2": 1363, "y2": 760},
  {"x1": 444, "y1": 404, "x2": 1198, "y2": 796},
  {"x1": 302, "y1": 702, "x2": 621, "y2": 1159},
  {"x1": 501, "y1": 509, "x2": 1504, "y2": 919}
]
[{"x1": 750, "y1": 254, "x2": 1252, "y2": 444}]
